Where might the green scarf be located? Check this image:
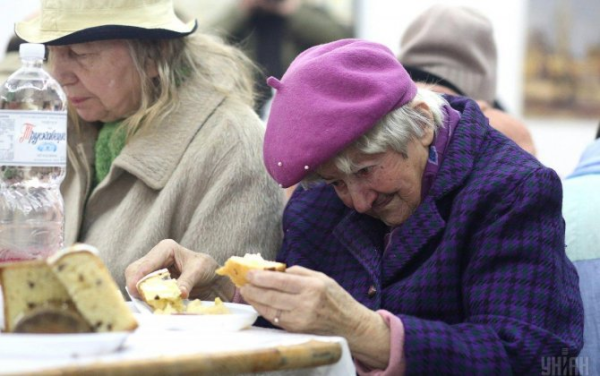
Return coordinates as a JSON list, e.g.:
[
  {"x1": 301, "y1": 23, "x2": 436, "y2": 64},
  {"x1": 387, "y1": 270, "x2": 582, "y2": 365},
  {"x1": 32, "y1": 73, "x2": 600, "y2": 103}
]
[{"x1": 94, "y1": 121, "x2": 126, "y2": 186}]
